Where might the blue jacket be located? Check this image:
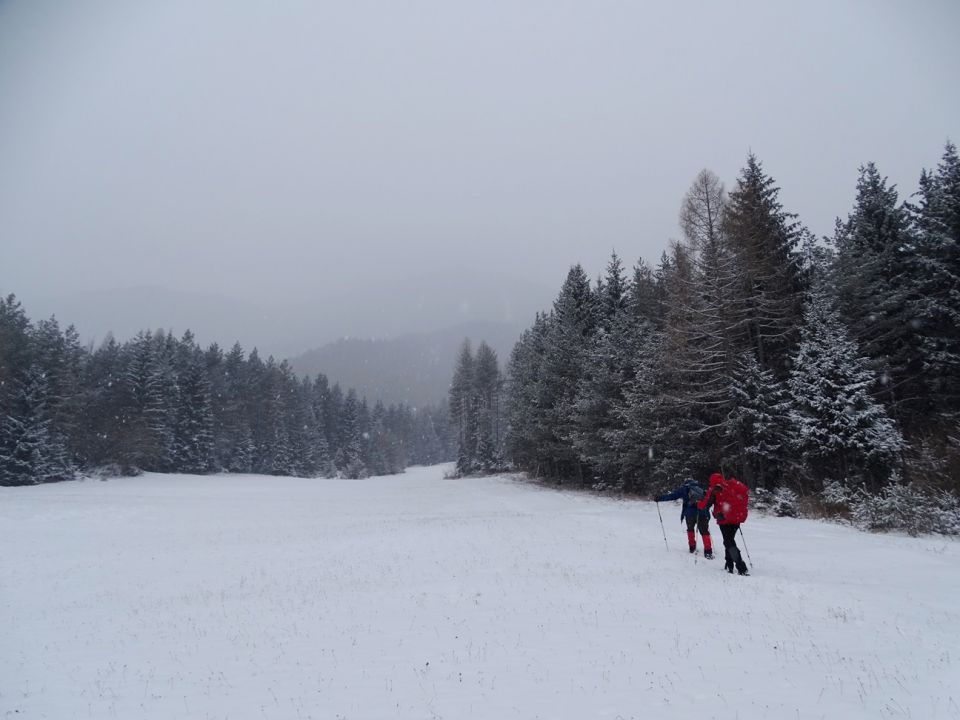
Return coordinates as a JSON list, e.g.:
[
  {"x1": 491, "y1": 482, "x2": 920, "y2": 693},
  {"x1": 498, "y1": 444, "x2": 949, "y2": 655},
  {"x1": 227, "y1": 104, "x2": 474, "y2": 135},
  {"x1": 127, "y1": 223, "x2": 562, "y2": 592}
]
[{"x1": 656, "y1": 481, "x2": 709, "y2": 521}]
